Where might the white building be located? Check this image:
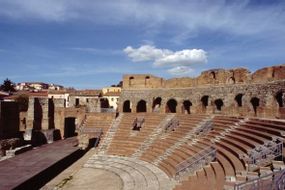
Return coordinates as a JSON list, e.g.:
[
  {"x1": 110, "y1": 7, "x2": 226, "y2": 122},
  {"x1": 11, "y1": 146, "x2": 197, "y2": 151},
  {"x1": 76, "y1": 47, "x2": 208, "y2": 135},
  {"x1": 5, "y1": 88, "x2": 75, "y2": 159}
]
[{"x1": 102, "y1": 87, "x2": 121, "y2": 110}]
